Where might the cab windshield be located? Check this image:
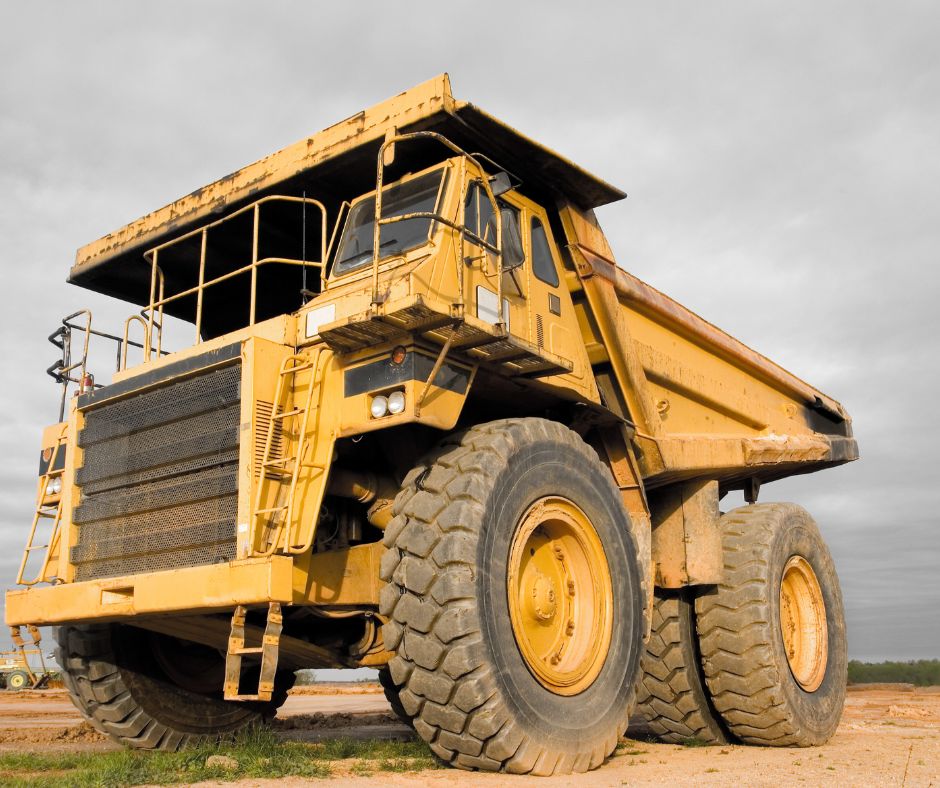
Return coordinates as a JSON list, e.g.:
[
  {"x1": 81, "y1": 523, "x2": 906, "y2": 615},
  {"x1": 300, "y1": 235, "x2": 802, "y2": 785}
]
[{"x1": 332, "y1": 168, "x2": 446, "y2": 275}]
